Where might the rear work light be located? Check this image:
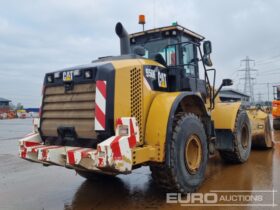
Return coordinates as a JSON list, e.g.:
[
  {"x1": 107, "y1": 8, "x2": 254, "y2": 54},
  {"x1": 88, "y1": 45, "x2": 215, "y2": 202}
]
[
  {"x1": 73, "y1": 70, "x2": 81, "y2": 76},
  {"x1": 54, "y1": 72, "x2": 60, "y2": 79},
  {"x1": 47, "y1": 75, "x2": 54, "y2": 83},
  {"x1": 85, "y1": 70, "x2": 92, "y2": 79}
]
